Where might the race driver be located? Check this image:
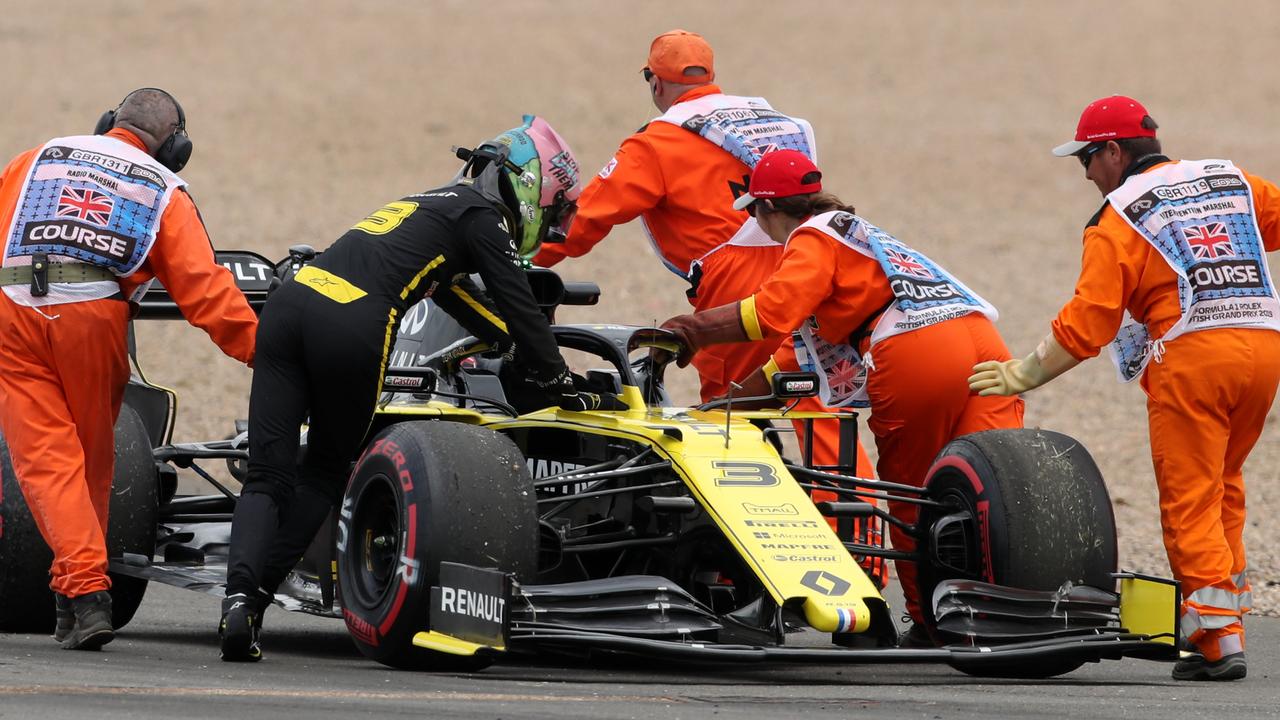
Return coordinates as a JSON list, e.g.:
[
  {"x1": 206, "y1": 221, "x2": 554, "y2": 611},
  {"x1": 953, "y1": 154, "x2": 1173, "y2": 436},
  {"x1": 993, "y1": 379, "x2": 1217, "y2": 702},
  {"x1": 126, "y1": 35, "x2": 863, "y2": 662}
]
[
  {"x1": 662, "y1": 150, "x2": 1024, "y2": 644},
  {"x1": 531, "y1": 29, "x2": 878, "y2": 574},
  {"x1": 0, "y1": 88, "x2": 257, "y2": 650},
  {"x1": 968, "y1": 96, "x2": 1280, "y2": 681},
  {"x1": 220, "y1": 116, "x2": 623, "y2": 662}
]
